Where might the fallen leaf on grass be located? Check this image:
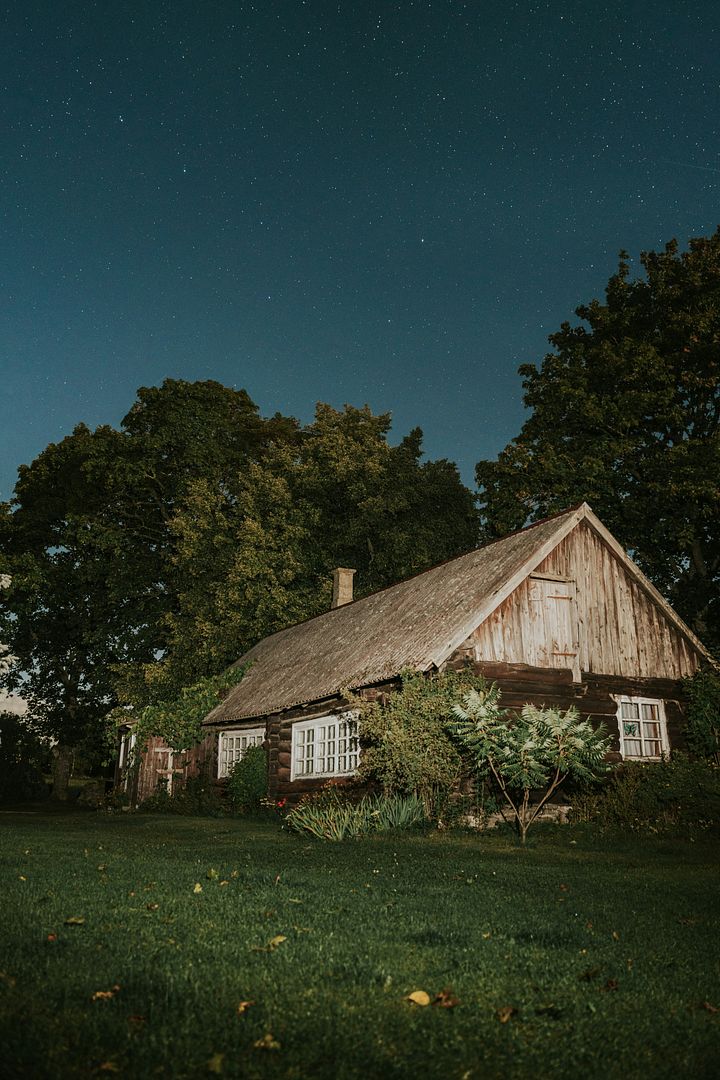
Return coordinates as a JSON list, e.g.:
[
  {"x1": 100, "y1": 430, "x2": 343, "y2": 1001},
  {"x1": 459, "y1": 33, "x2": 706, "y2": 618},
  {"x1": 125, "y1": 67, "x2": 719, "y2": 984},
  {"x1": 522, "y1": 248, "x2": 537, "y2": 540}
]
[
  {"x1": 701, "y1": 1001, "x2": 719, "y2": 1014},
  {"x1": 64, "y1": 916, "x2": 86, "y2": 926},
  {"x1": 193, "y1": 883, "x2": 203, "y2": 894},
  {"x1": 433, "y1": 988, "x2": 460, "y2": 1008},
  {"x1": 219, "y1": 881, "x2": 229, "y2": 887},
  {"x1": 406, "y1": 990, "x2": 431, "y2": 1006},
  {"x1": 128, "y1": 1015, "x2": 146, "y2": 1027},
  {"x1": 236, "y1": 1000, "x2": 255, "y2": 1015},
  {"x1": 496, "y1": 1005, "x2": 516, "y2": 1024},
  {"x1": 207, "y1": 1052, "x2": 225, "y2": 1073},
  {"x1": 47, "y1": 933, "x2": 58, "y2": 943},
  {"x1": 611, "y1": 930, "x2": 620, "y2": 941},
  {"x1": 268, "y1": 934, "x2": 287, "y2": 950},
  {"x1": 207, "y1": 868, "x2": 219, "y2": 880},
  {"x1": 254, "y1": 1033, "x2": 280, "y2": 1051},
  {"x1": 600, "y1": 979, "x2": 619, "y2": 992},
  {"x1": 96, "y1": 864, "x2": 107, "y2": 872},
  {"x1": 579, "y1": 968, "x2": 601, "y2": 982},
  {"x1": 0, "y1": 971, "x2": 17, "y2": 988},
  {"x1": 146, "y1": 903, "x2": 160, "y2": 911},
  {"x1": 535, "y1": 1004, "x2": 562, "y2": 1019},
  {"x1": 18, "y1": 875, "x2": 27, "y2": 881},
  {"x1": 91, "y1": 985, "x2": 121, "y2": 1002},
  {"x1": 98, "y1": 1062, "x2": 120, "y2": 1073}
]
